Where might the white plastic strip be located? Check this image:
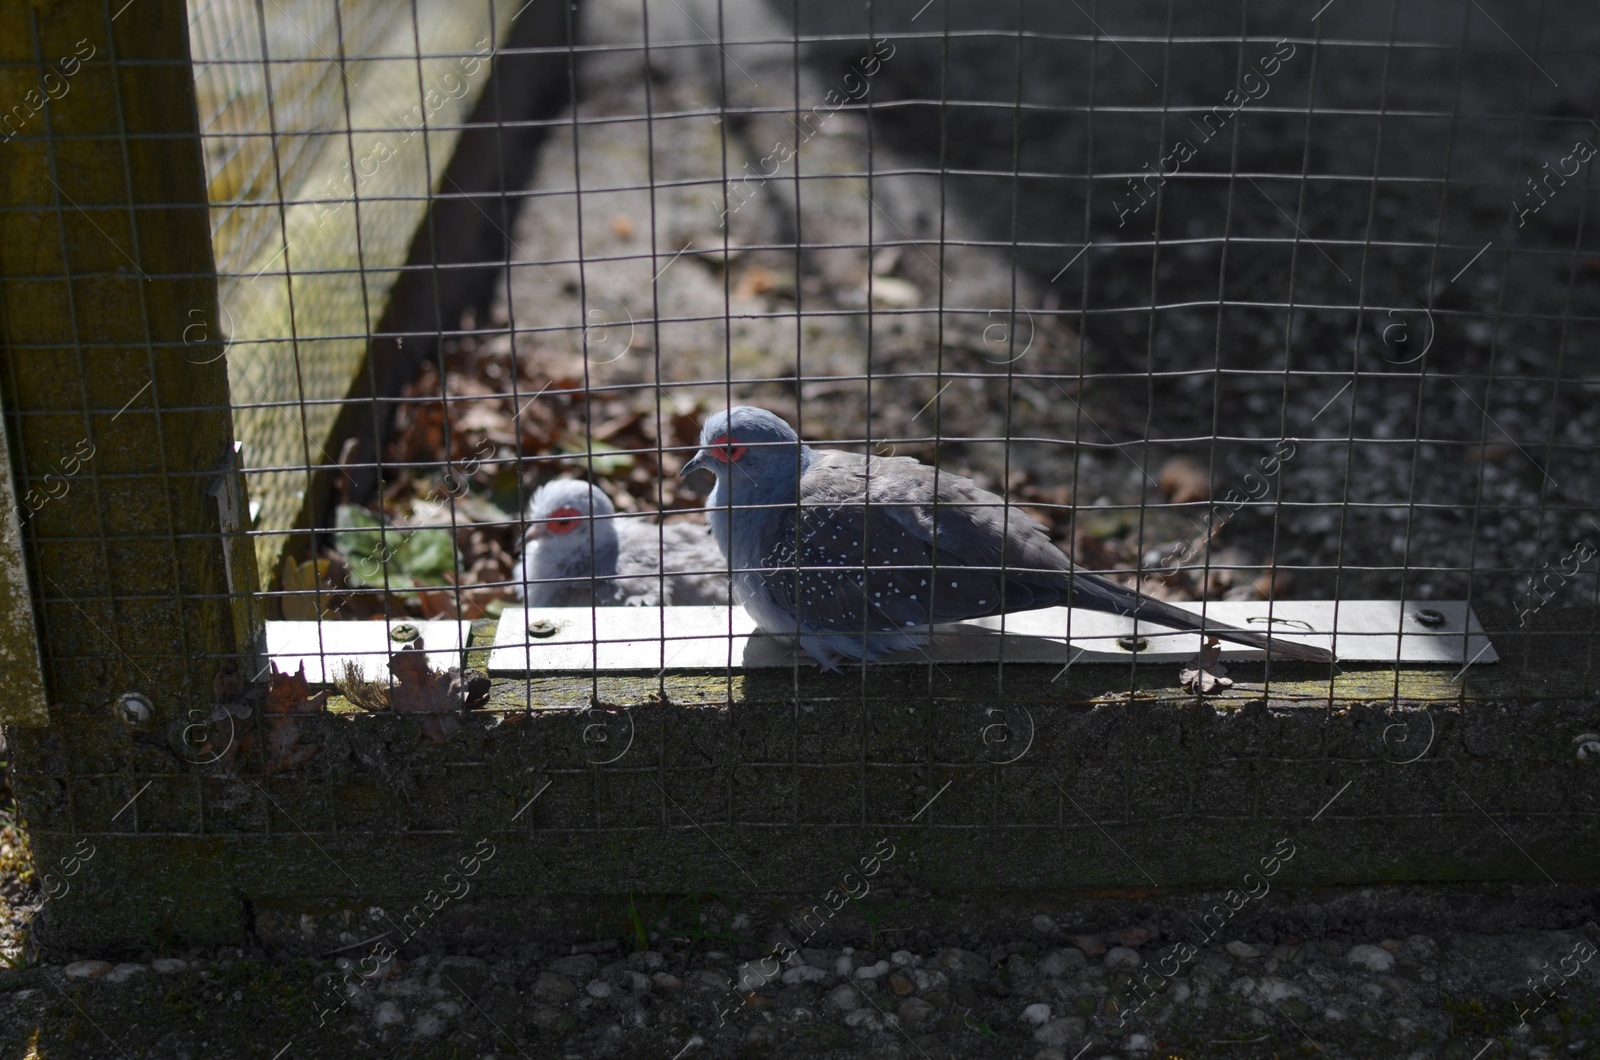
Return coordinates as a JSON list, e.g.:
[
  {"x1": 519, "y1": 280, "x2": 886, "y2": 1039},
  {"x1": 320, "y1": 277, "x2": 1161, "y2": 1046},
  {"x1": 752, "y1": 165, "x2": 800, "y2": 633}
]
[
  {"x1": 487, "y1": 600, "x2": 1495, "y2": 674},
  {"x1": 264, "y1": 620, "x2": 471, "y2": 684}
]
